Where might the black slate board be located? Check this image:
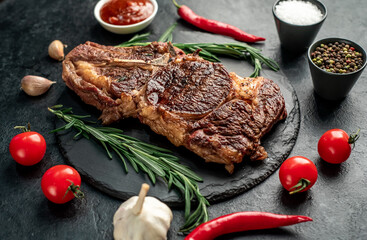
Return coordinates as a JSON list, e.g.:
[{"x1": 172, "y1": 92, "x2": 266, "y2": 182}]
[{"x1": 55, "y1": 69, "x2": 300, "y2": 207}]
